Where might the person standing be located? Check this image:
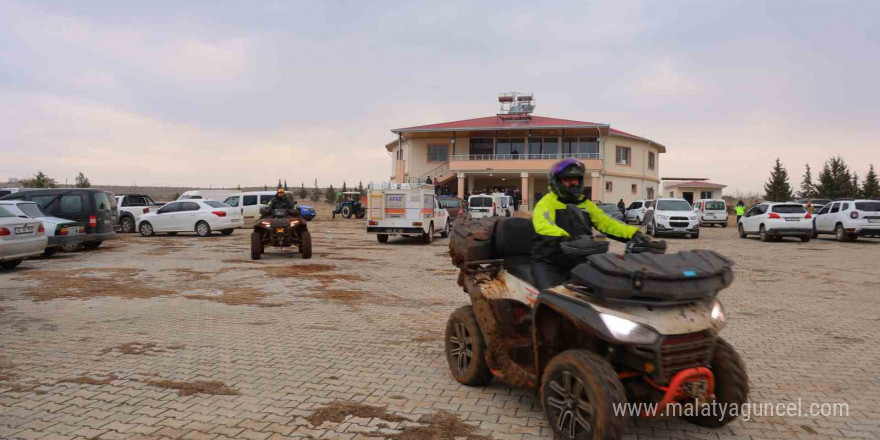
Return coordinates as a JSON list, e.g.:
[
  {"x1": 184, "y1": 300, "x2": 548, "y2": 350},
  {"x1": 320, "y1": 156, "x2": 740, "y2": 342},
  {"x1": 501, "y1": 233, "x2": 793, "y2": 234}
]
[
  {"x1": 805, "y1": 201, "x2": 814, "y2": 215},
  {"x1": 617, "y1": 198, "x2": 626, "y2": 216},
  {"x1": 735, "y1": 200, "x2": 745, "y2": 224}
]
